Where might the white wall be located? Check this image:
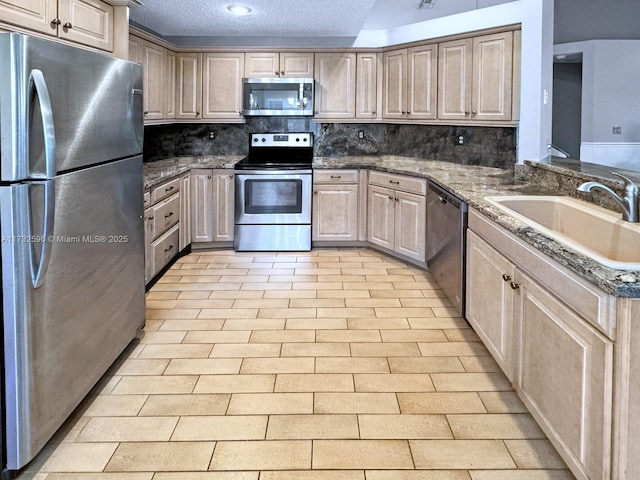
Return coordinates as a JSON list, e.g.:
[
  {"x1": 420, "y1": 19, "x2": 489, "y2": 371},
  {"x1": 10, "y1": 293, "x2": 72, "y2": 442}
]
[
  {"x1": 355, "y1": 0, "x2": 555, "y2": 164},
  {"x1": 555, "y1": 40, "x2": 640, "y2": 170}
]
